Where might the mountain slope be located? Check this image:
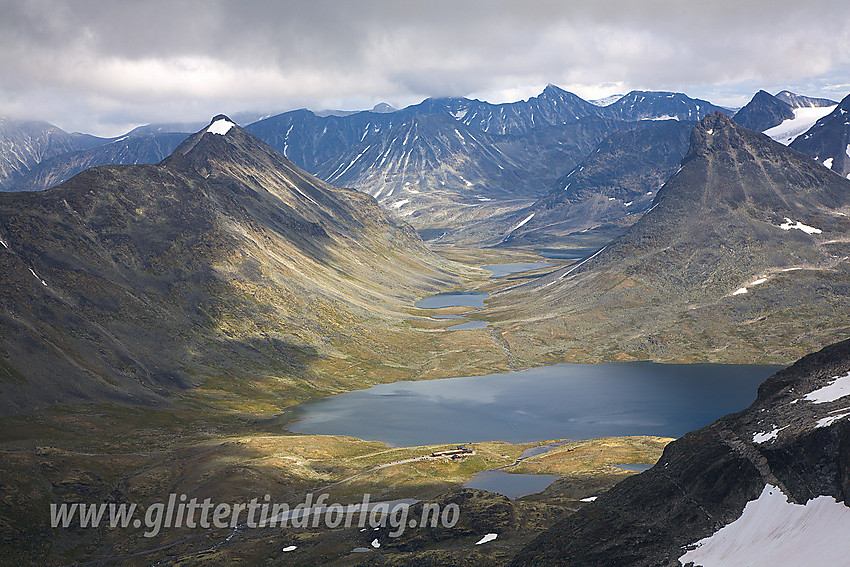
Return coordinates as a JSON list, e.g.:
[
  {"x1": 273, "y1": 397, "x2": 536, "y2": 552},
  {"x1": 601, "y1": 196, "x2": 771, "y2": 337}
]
[
  {"x1": 494, "y1": 119, "x2": 695, "y2": 246},
  {"x1": 732, "y1": 90, "x2": 795, "y2": 133},
  {"x1": 604, "y1": 91, "x2": 729, "y2": 121},
  {"x1": 0, "y1": 116, "x2": 462, "y2": 413},
  {"x1": 8, "y1": 132, "x2": 188, "y2": 192},
  {"x1": 247, "y1": 86, "x2": 729, "y2": 177},
  {"x1": 398, "y1": 84, "x2": 607, "y2": 136},
  {"x1": 775, "y1": 90, "x2": 837, "y2": 108},
  {"x1": 484, "y1": 112, "x2": 850, "y2": 364},
  {"x1": 510, "y1": 338, "x2": 850, "y2": 566},
  {"x1": 789, "y1": 92, "x2": 850, "y2": 179},
  {"x1": 313, "y1": 114, "x2": 620, "y2": 231},
  {"x1": 0, "y1": 118, "x2": 106, "y2": 190}
]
